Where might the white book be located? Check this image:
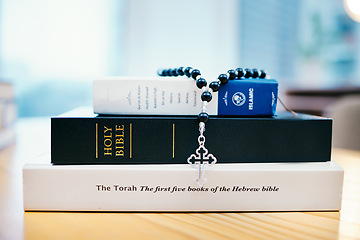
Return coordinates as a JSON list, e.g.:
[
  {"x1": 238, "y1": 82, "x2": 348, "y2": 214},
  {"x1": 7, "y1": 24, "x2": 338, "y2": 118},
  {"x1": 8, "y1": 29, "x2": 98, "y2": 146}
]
[
  {"x1": 0, "y1": 127, "x2": 15, "y2": 150},
  {"x1": 93, "y1": 76, "x2": 215, "y2": 115},
  {"x1": 23, "y1": 155, "x2": 344, "y2": 212}
]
